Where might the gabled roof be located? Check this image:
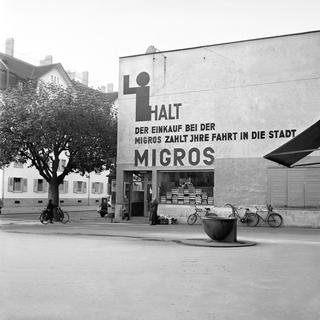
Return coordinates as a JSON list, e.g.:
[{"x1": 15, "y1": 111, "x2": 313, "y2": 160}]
[
  {"x1": 0, "y1": 52, "x2": 35, "y2": 80},
  {"x1": 0, "y1": 52, "x2": 72, "y2": 85},
  {"x1": 30, "y1": 63, "x2": 60, "y2": 79}
]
